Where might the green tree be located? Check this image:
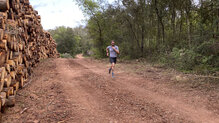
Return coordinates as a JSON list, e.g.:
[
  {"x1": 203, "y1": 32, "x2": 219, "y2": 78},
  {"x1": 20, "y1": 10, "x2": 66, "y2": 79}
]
[
  {"x1": 75, "y1": 0, "x2": 219, "y2": 72},
  {"x1": 49, "y1": 26, "x2": 78, "y2": 57},
  {"x1": 73, "y1": 26, "x2": 92, "y2": 56},
  {"x1": 75, "y1": 0, "x2": 108, "y2": 57},
  {"x1": 49, "y1": 26, "x2": 92, "y2": 57}
]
